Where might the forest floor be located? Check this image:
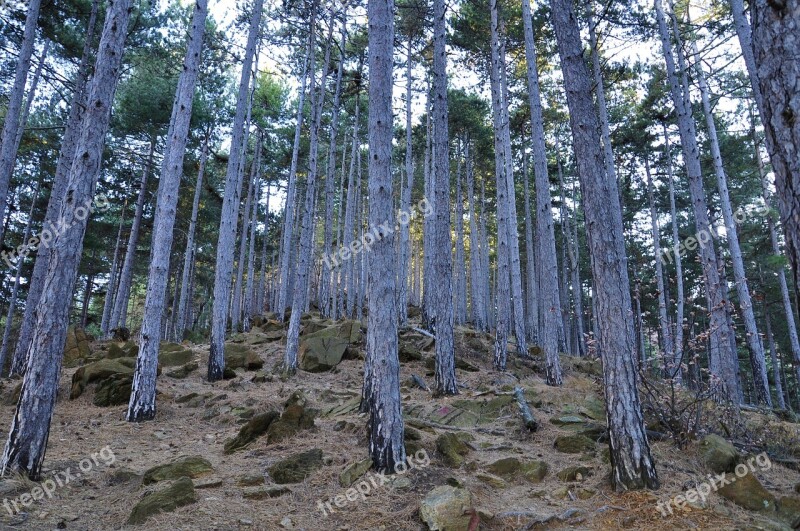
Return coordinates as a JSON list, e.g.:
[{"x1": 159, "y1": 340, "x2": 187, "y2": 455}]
[{"x1": 0, "y1": 315, "x2": 798, "y2": 530}]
